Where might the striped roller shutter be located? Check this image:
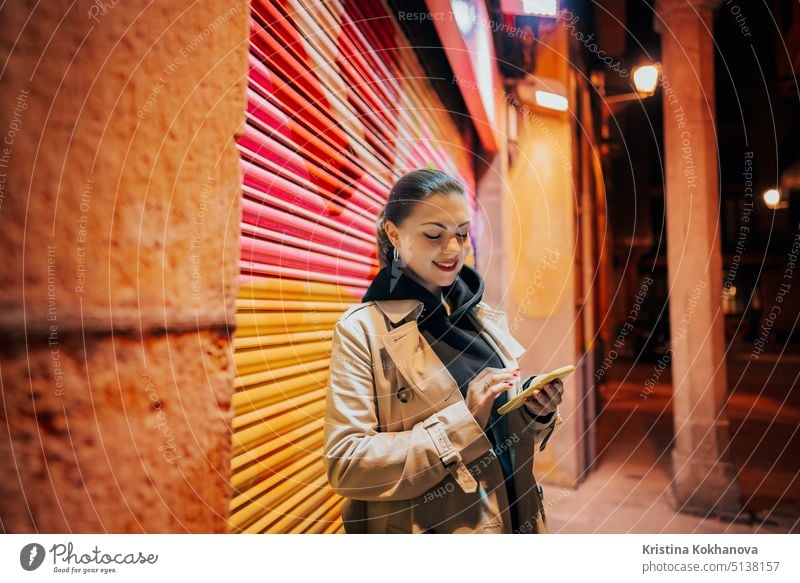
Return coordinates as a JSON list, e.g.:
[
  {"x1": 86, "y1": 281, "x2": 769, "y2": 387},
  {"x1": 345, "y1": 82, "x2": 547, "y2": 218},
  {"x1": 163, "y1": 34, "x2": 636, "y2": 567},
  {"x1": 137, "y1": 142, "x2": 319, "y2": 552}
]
[{"x1": 230, "y1": 0, "x2": 477, "y2": 534}]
